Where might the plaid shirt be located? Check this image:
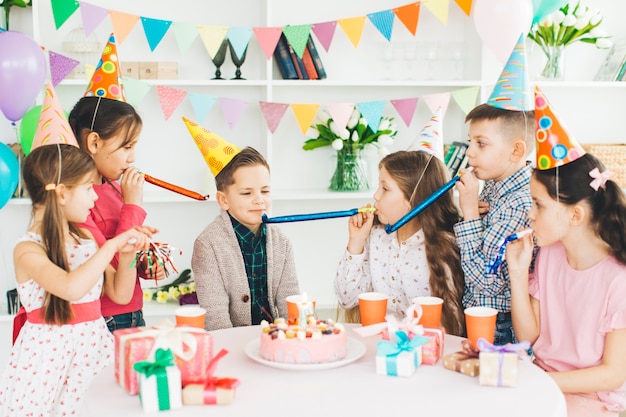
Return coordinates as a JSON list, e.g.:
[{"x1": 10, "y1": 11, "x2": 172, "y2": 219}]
[
  {"x1": 230, "y1": 215, "x2": 270, "y2": 325},
  {"x1": 454, "y1": 163, "x2": 533, "y2": 312}
]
